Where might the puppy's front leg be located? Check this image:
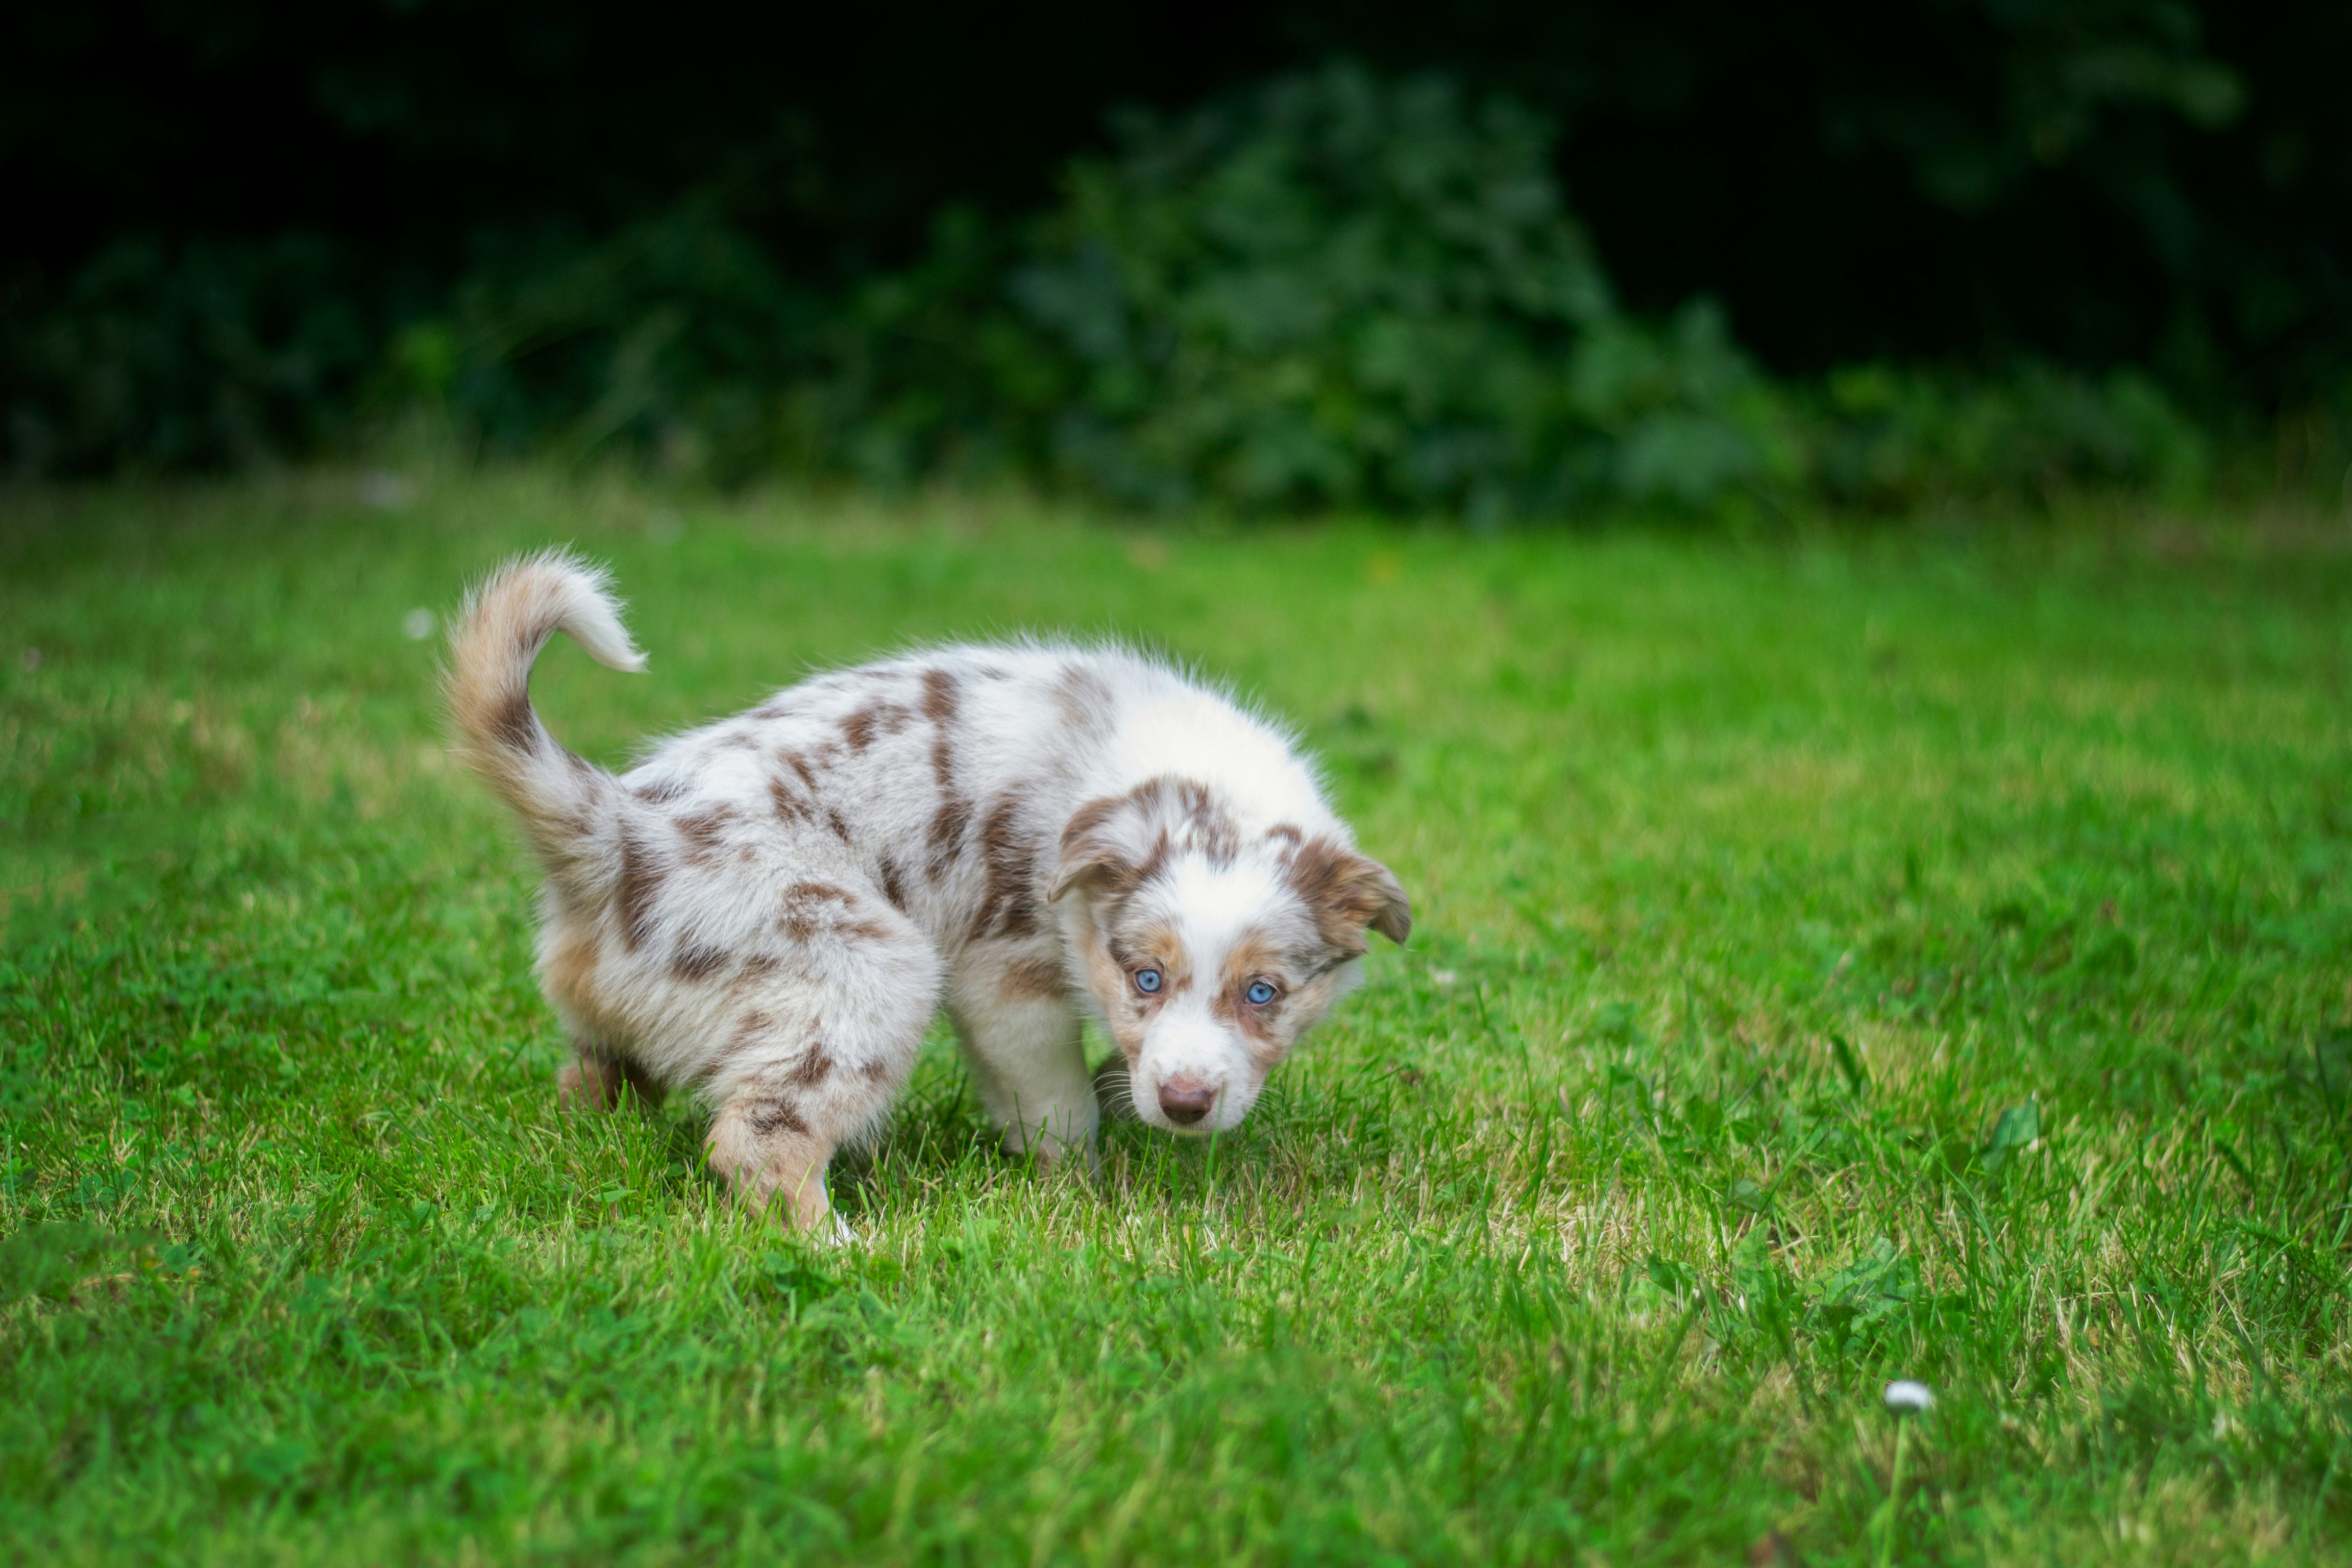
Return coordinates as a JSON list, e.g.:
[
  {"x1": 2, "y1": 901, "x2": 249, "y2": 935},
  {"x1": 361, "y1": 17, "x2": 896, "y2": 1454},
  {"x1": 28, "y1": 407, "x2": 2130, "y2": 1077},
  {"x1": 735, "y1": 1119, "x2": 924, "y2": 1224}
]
[
  {"x1": 950, "y1": 957, "x2": 1098, "y2": 1165},
  {"x1": 705, "y1": 1094, "x2": 841, "y2": 1235}
]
